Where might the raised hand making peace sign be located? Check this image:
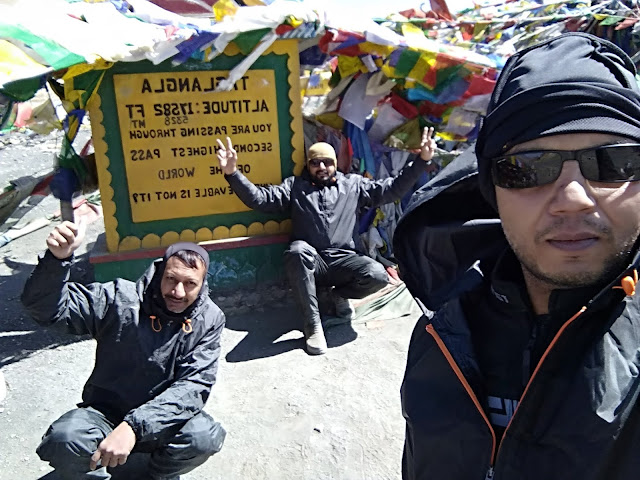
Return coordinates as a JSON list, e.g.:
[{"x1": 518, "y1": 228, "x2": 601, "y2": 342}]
[
  {"x1": 216, "y1": 137, "x2": 238, "y2": 175},
  {"x1": 420, "y1": 126, "x2": 437, "y2": 163}
]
